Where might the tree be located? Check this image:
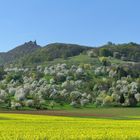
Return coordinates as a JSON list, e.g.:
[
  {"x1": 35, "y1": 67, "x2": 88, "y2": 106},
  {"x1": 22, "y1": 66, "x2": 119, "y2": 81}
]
[
  {"x1": 119, "y1": 94, "x2": 125, "y2": 104},
  {"x1": 113, "y1": 52, "x2": 121, "y2": 59},
  {"x1": 49, "y1": 101, "x2": 56, "y2": 109},
  {"x1": 99, "y1": 57, "x2": 111, "y2": 67},
  {"x1": 128, "y1": 94, "x2": 137, "y2": 107},
  {"x1": 103, "y1": 95, "x2": 113, "y2": 106},
  {"x1": 6, "y1": 72, "x2": 23, "y2": 83},
  {"x1": 0, "y1": 66, "x2": 6, "y2": 80},
  {"x1": 117, "y1": 67, "x2": 128, "y2": 79},
  {"x1": 99, "y1": 48, "x2": 112, "y2": 57}
]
